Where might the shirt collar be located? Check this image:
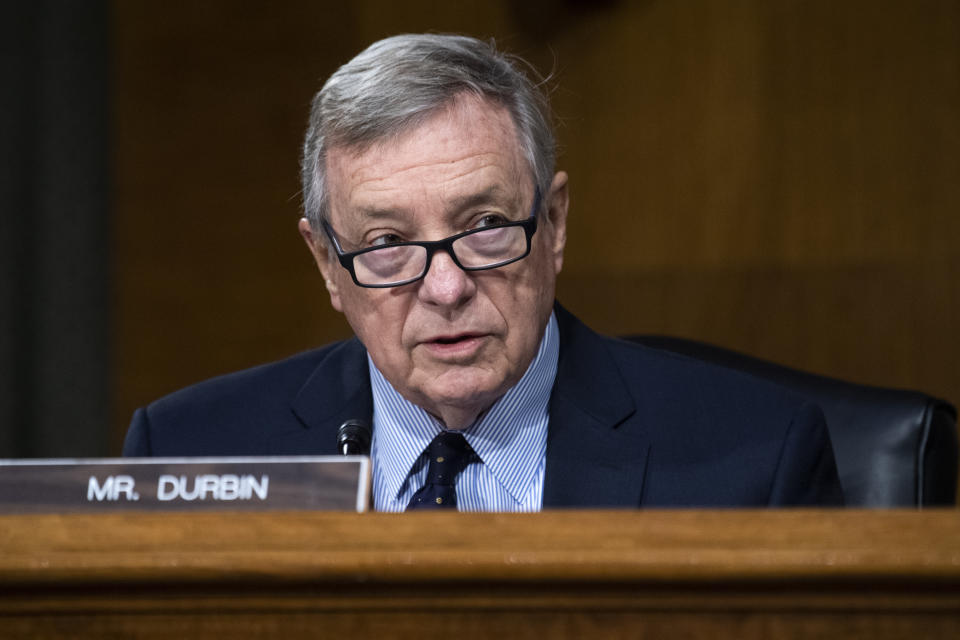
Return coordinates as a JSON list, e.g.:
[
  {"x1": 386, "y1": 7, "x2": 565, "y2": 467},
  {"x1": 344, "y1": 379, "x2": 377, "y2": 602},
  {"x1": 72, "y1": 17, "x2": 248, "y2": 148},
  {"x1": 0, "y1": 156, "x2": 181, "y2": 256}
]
[{"x1": 369, "y1": 311, "x2": 559, "y2": 505}]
